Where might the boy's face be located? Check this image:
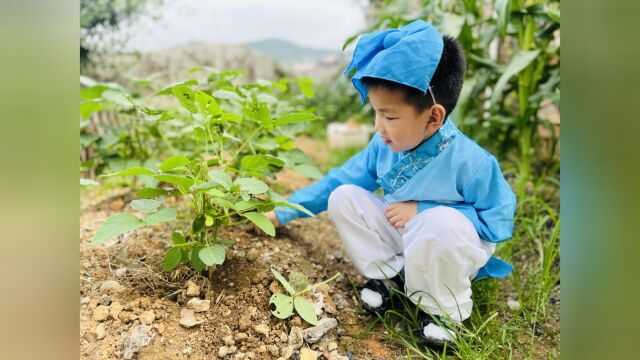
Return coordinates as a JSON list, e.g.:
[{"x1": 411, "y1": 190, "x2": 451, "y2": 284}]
[{"x1": 368, "y1": 87, "x2": 442, "y2": 152}]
